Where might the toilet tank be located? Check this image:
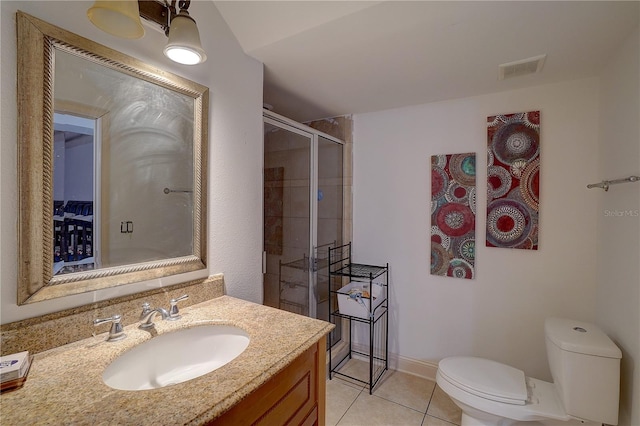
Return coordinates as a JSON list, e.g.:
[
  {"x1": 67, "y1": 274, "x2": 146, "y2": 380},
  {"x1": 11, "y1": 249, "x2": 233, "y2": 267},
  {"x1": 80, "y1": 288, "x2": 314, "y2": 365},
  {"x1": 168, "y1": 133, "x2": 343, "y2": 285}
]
[{"x1": 545, "y1": 318, "x2": 622, "y2": 425}]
